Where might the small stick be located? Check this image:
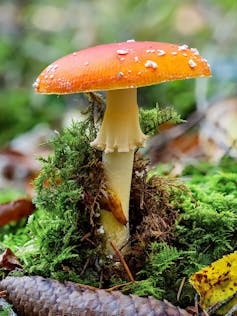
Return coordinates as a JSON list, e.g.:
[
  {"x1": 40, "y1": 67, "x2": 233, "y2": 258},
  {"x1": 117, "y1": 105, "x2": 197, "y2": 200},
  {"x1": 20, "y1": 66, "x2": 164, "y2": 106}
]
[
  {"x1": 80, "y1": 232, "x2": 96, "y2": 246},
  {"x1": 106, "y1": 281, "x2": 134, "y2": 292},
  {"x1": 177, "y1": 277, "x2": 186, "y2": 301},
  {"x1": 80, "y1": 232, "x2": 91, "y2": 241},
  {"x1": 110, "y1": 241, "x2": 135, "y2": 282},
  {"x1": 80, "y1": 258, "x2": 90, "y2": 277},
  {"x1": 0, "y1": 290, "x2": 7, "y2": 298},
  {"x1": 76, "y1": 283, "x2": 98, "y2": 291},
  {"x1": 225, "y1": 302, "x2": 237, "y2": 316},
  {"x1": 194, "y1": 294, "x2": 200, "y2": 316},
  {"x1": 202, "y1": 309, "x2": 209, "y2": 316}
]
